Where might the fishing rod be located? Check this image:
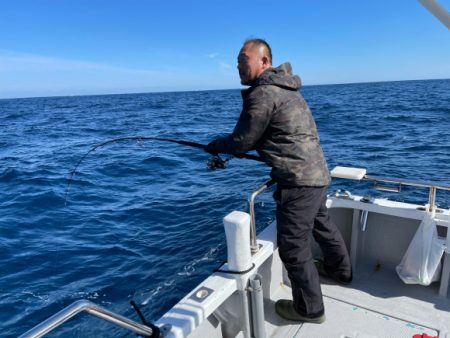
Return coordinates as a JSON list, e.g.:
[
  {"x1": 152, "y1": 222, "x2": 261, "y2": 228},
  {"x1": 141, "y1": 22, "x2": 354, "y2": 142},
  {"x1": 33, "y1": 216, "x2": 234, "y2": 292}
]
[{"x1": 64, "y1": 136, "x2": 263, "y2": 204}]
